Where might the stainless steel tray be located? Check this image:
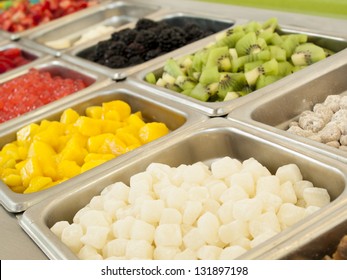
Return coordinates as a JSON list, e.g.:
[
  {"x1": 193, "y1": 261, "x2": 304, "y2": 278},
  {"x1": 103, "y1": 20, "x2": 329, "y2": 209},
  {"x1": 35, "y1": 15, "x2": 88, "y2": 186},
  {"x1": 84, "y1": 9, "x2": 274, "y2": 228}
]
[
  {"x1": 131, "y1": 21, "x2": 347, "y2": 117},
  {"x1": 0, "y1": 0, "x2": 113, "y2": 40},
  {"x1": 18, "y1": 117, "x2": 347, "y2": 259},
  {"x1": 0, "y1": 81, "x2": 207, "y2": 213},
  {"x1": 228, "y1": 48, "x2": 347, "y2": 164},
  {"x1": 258, "y1": 204, "x2": 347, "y2": 260},
  {"x1": 62, "y1": 10, "x2": 234, "y2": 80},
  {"x1": 0, "y1": 56, "x2": 111, "y2": 133},
  {"x1": 24, "y1": 1, "x2": 162, "y2": 56},
  {"x1": 0, "y1": 39, "x2": 47, "y2": 74}
]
